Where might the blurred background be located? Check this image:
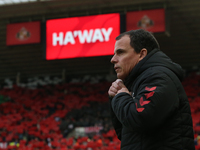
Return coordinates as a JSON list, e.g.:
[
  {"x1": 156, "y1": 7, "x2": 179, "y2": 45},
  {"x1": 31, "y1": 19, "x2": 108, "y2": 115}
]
[{"x1": 0, "y1": 0, "x2": 200, "y2": 150}]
